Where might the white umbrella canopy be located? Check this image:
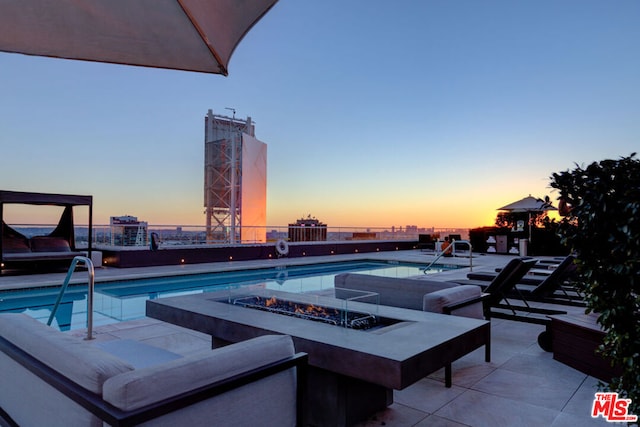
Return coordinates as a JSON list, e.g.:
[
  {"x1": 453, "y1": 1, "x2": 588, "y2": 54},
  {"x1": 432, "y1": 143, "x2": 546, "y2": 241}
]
[
  {"x1": 498, "y1": 195, "x2": 557, "y2": 213},
  {"x1": 498, "y1": 195, "x2": 556, "y2": 244},
  {"x1": 0, "y1": 0, "x2": 278, "y2": 75}
]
